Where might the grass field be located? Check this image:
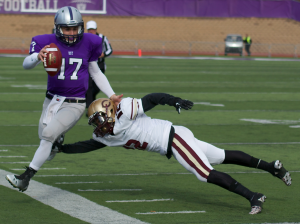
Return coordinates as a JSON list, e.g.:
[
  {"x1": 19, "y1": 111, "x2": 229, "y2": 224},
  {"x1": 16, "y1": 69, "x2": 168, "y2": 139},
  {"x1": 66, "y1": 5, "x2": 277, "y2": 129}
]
[{"x1": 0, "y1": 56, "x2": 299, "y2": 224}]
